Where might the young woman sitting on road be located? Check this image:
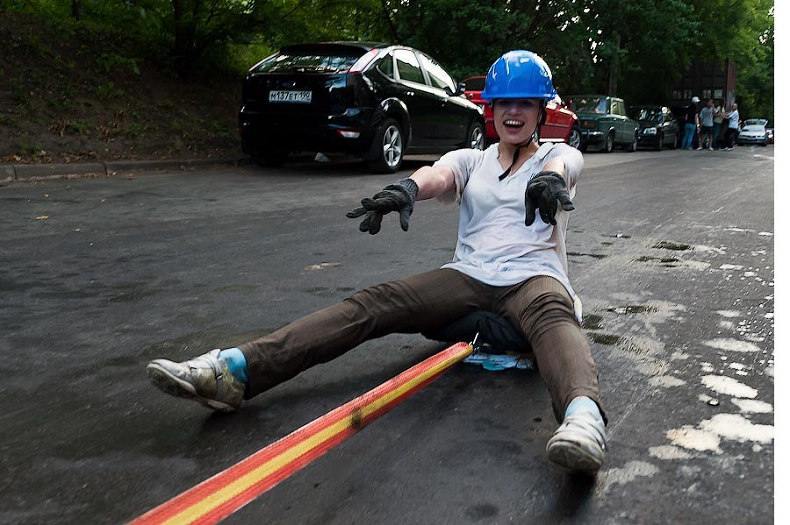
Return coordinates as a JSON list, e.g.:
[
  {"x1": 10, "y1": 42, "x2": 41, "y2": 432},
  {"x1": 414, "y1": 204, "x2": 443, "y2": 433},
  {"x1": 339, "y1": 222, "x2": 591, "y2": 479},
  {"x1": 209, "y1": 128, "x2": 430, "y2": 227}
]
[{"x1": 146, "y1": 50, "x2": 608, "y2": 472}]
